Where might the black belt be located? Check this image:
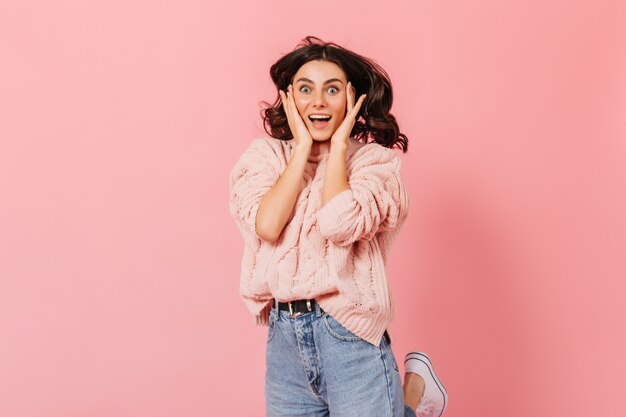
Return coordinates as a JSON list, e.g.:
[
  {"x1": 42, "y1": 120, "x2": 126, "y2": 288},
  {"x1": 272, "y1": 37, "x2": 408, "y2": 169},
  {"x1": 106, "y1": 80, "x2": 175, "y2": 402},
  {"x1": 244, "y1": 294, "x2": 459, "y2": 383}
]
[
  {"x1": 275, "y1": 298, "x2": 392, "y2": 345},
  {"x1": 276, "y1": 299, "x2": 318, "y2": 317}
]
